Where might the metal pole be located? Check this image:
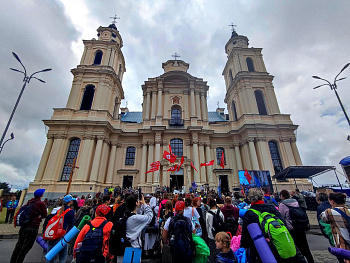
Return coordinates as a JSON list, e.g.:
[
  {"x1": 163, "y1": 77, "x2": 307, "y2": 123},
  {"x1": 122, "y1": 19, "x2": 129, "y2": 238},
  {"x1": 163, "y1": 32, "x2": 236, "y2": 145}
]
[
  {"x1": 293, "y1": 177, "x2": 298, "y2": 189},
  {"x1": 333, "y1": 87, "x2": 350, "y2": 126},
  {"x1": 0, "y1": 81, "x2": 27, "y2": 147},
  {"x1": 334, "y1": 170, "x2": 343, "y2": 190}
]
